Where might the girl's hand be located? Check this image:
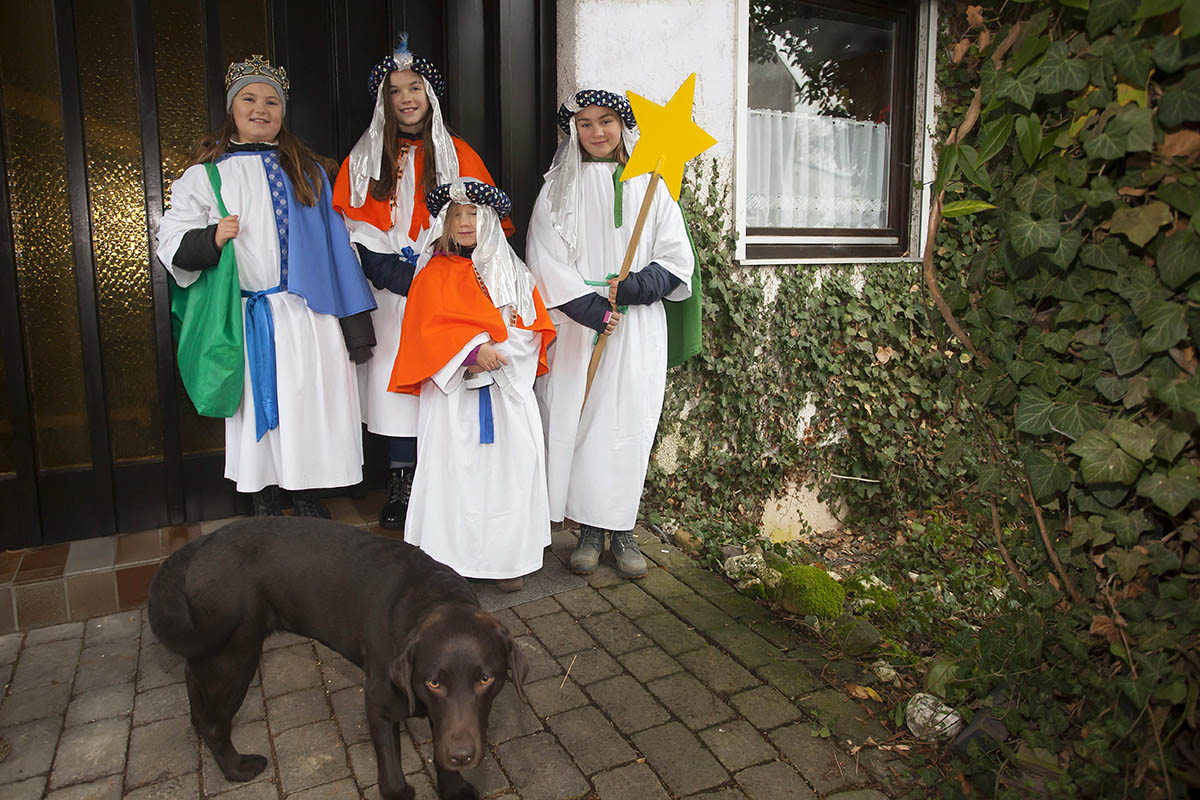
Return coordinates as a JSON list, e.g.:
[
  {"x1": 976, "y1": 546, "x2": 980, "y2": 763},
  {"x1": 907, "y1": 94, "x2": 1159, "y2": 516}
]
[
  {"x1": 603, "y1": 309, "x2": 621, "y2": 336},
  {"x1": 474, "y1": 342, "x2": 509, "y2": 372},
  {"x1": 608, "y1": 277, "x2": 621, "y2": 304},
  {"x1": 214, "y1": 215, "x2": 240, "y2": 248}
]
